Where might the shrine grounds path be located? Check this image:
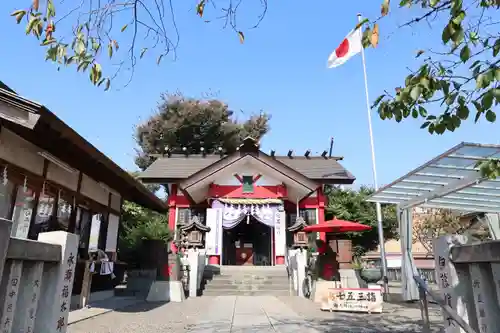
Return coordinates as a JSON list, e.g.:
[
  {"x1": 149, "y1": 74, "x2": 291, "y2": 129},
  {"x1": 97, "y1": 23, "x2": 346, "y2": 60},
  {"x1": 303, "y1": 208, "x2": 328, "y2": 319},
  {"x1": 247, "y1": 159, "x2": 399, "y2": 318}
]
[{"x1": 68, "y1": 294, "x2": 445, "y2": 333}]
